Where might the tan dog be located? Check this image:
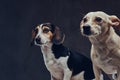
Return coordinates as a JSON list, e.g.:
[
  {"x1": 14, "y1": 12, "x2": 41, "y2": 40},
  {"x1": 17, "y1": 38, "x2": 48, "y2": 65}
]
[{"x1": 80, "y1": 11, "x2": 120, "y2": 80}]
